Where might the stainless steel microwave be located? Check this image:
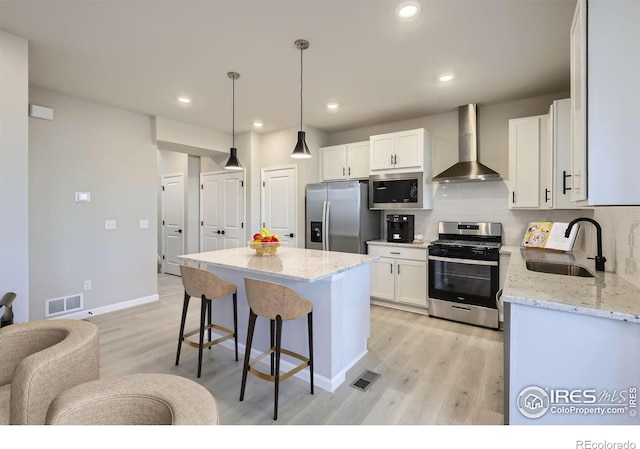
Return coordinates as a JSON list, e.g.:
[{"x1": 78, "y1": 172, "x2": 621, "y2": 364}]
[{"x1": 368, "y1": 172, "x2": 425, "y2": 209}]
